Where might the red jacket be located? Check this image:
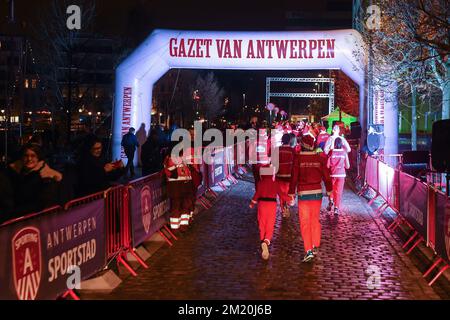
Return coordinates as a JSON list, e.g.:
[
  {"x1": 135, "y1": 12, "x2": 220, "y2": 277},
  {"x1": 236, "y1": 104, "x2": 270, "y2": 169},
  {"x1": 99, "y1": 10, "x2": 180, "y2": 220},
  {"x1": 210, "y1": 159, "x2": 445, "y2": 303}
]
[
  {"x1": 163, "y1": 156, "x2": 192, "y2": 182},
  {"x1": 288, "y1": 151, "x2": 332, "y2": 200},
  {"x1": 249, "y1": 133, "x2": 271, "y2": 164},
  {"x1": 276, "y1": 145, "x2": 295, "y2": 180},
  {"x1": 327, "y1": 149, "x2": 350, "y2": 178},
  {"x1": 252, "y1": 175, "x2": 290, "y2": 204},
  {"x1": 316, "y1": 132, "x2": 330, "y2": 149}
]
